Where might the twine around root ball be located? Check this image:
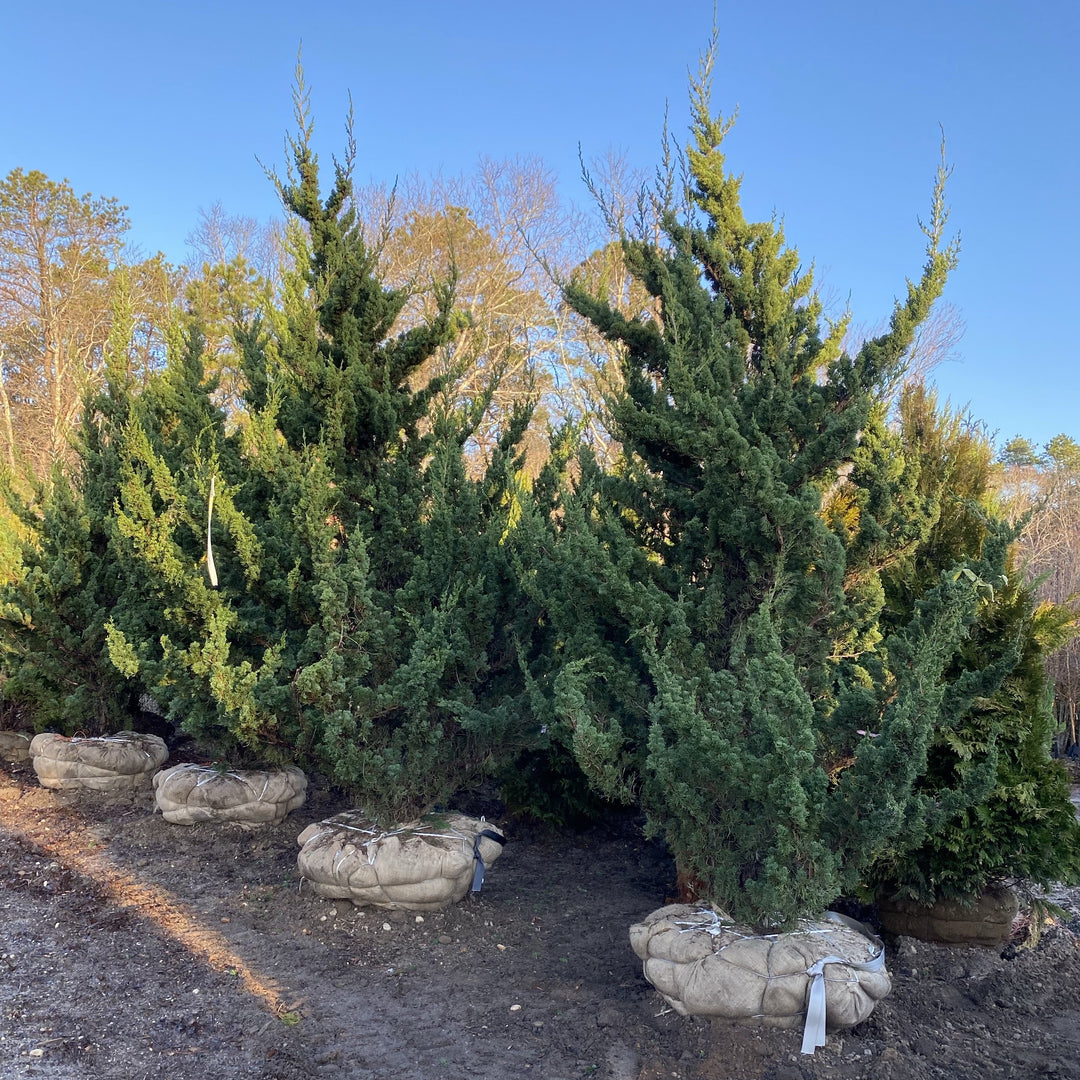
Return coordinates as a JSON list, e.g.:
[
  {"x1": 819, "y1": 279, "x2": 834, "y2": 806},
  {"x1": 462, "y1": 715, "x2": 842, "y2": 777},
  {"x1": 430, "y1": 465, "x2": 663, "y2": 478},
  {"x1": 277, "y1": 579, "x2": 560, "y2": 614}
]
[
  {"x1": 29, "y1": 732, "x2": 168, "y2": 793},
  {"x1": 153, "y1": 764, "x2": 307, "y2": 827},
  {"x1": 630, "y1": 905, "x2": 890, "y2": 1054},
  {"x1": 296, "y1": 811, "x2": 505, "y2": 912}
]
